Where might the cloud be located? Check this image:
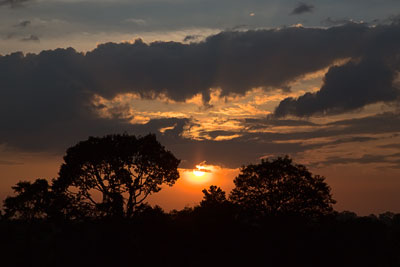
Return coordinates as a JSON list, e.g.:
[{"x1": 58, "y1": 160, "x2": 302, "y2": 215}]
[
  {"x1": 290, "y1": 2, "x2": 314, "y2": 15},
  {"x1": 14, "y1": 20, "x2": 31, "y2": 28},
  {"x1": 316, "y1": 152, "x2": 400, "y2": 167},
  {"x1": 274, "y1": 24, "x2": 400, "y2": 117},
  {"x1": 2, "y1": 23, "x2": 398, "y2": 109},
  {"x1": 322, "y1": 17, "x2": 357, "y2": 26},
  {"x1": 1, "y1": 24, "x2": 400, "y2": 168},
  {"x1": 274, "y1": 59, "x2": 399, "y2": 117},
  {"x1": 123, "y1": 18, "x2": 147, "y2": 26},
  {"x1": 183, "y1": 34, "x2": 202, "y2": 42},
  {"x1": 242, "y1": 113, "x2": 400, "y2": 148},
  {"x1": 85, "y1": 23, "x2": 376, "y2": 102},
  {"x1": 171, "y1": 112, "x2": 400, "y2": 168},
  {"x1": 244, "y1": 118, "x2": 317, "y2": 128},
  {"x1": 20, "y1": 34, "x2": 40, "y2": 42},
  {"x1": 379, "y1": 143, "x2": 400, "y2": 149},
  {"x1": 0, "y1": 0, "x2": 30, "y2": 8},
  {"x1": 325, "y1": 112, "x2": 400, "y2": 136}
]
